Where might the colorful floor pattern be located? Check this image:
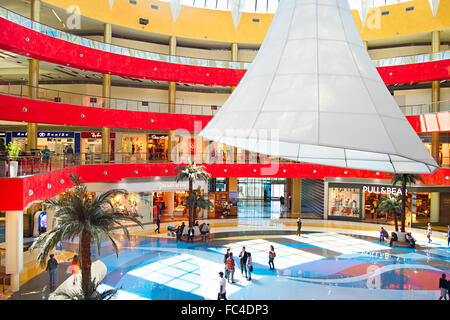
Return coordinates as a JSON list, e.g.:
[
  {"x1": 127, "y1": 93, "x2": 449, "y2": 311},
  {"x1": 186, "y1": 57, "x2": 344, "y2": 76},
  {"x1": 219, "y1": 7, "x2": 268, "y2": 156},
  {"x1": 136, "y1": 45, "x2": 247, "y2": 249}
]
[{"x1": 8, "y1": 218, "x2": 450, "y2": 300}]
